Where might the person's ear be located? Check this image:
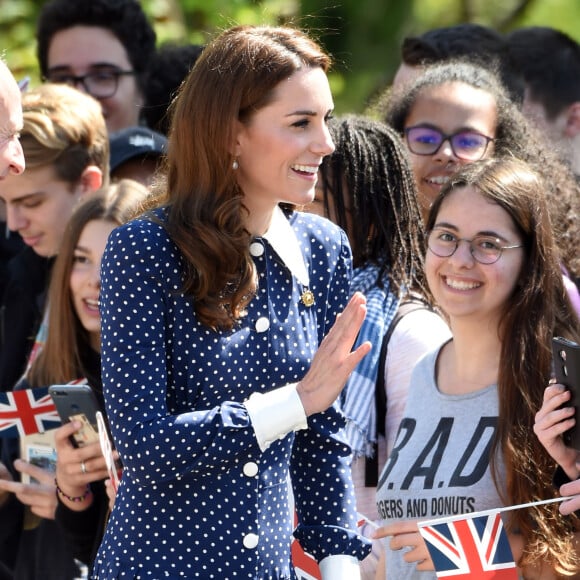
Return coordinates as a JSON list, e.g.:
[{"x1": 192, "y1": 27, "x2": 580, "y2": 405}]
[
  {"x1": 231, "y1": 120, "x2": 245, "y2": 157},
  {"x1": 564, "y1": 102, "x2": 580, "y2": 138},
  {"x1": 78, "y1": 166, "x2": 103, "y2": 196}
]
